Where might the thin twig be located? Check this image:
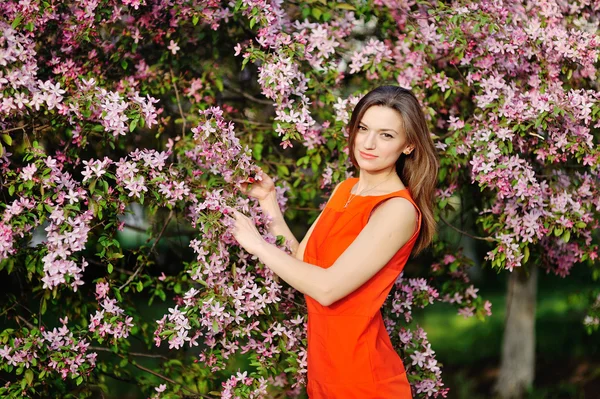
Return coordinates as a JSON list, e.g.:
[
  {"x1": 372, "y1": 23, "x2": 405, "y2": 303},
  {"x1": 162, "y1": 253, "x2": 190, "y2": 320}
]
[
  {"x1": 15, "y1": 315, "x2": 36, "y2": 329},
  {"x1": 118, "y1": 210, "x2": 174, "y2": 290},
  {"x1": 229, "y1": 118, "x2": 273, "y2": 127},
  {"x1": 439, "y1": 214, "x2": 495, "y2": 242},
  {"x1": 1, "y1": 124, "x2": 29, "y2": 133},
  {"x1": 123, "y1": 222, "x2": 196, "y2": 236},
  {"x1": 170, "y1": 67, "x2": 186, "y2": 136},
  {"x1": 223, "y1": 82, "x2": 274, "y2": 105},
  {"x1": 88, "y1": 346, "x2": 169, "y2": 360},
  {"x1": 130, "y1": 361, "x2": 216, "y2": 398},
  {"x1": 148, "y1": 210, "x2": 174, "y2": 255},
  {"x1": 1, "y1": 123, "x2": 51, "y2": 134}
]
